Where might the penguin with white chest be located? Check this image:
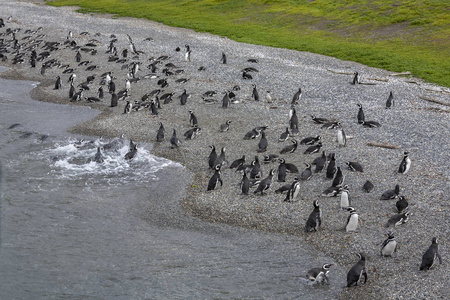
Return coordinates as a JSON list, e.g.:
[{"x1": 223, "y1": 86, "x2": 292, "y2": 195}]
[
  {"x1": 207, "y1": 165, "x2": 223, "y2": 191},
  {"x1": 381, "y1": 231, "x2": 397, "y2": 257},
  {"x1": 345, "y1": 207, "x2": 359, "y2": 232},
  {"x1": 420, "y1": 237, "x2": 442, "y2": 271},
  {"x1": 346, "y1": 253, "x2": 368, "y2": 287},
  {"x1": 305, "y1": 200, "x2": 322, "y2": 232},
  {"x1": 398, "y1": 151, "x2": 411, "y2": 174},
  {"x1": 306, "y1": 263, "x2": 333, "y2": 284}
]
